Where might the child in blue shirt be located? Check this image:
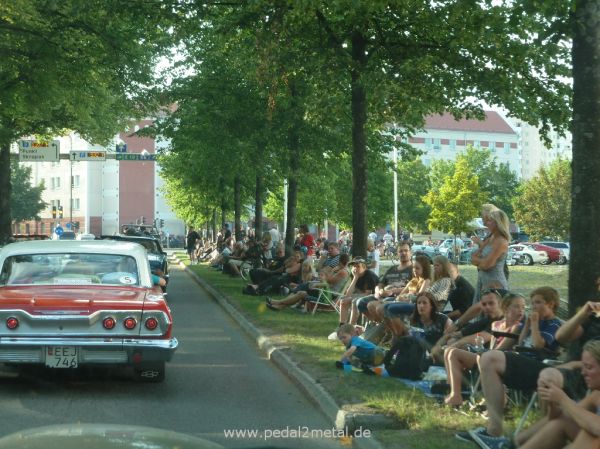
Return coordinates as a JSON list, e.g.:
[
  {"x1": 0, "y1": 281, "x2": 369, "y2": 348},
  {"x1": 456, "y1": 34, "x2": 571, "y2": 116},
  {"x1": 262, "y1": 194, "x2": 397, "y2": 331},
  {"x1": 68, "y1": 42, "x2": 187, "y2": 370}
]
[{"x1": 337, "y1": 324, "x2": 385, "y2": 367}]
